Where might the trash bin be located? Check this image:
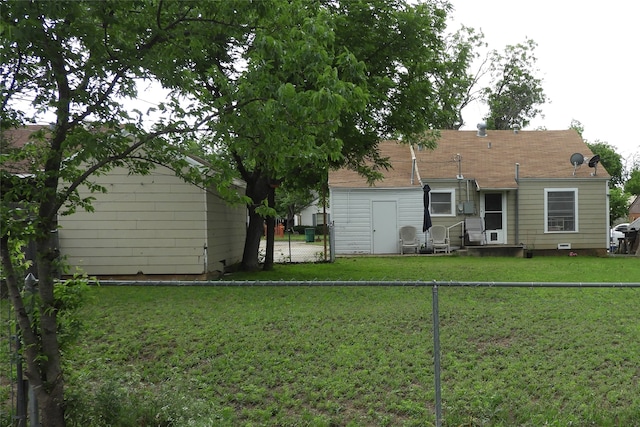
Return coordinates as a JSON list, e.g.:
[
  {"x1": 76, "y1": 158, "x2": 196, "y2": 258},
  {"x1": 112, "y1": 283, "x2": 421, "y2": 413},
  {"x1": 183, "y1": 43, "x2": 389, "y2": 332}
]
[{"x1": 305, "y1": 228, "x2": 315, "y2": 243}]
